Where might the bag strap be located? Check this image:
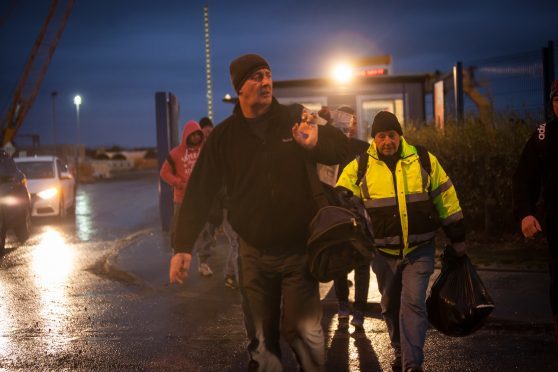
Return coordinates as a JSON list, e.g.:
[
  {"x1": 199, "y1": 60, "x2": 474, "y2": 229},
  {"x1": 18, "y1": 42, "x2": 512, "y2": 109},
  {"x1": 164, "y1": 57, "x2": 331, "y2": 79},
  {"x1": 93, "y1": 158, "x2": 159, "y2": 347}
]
[
  {"x1": 415, "y1": 145, "x2": 432, "y2": 175},
  {"x1": 304, "y1": 158, "x2": 329, "y2": 208},
  {"x1": 166, "y1": 153, "x2": 177, "y2": 175},
  {"x1": 355, "y1": 152, "x2": 369, "y2": 186}
]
